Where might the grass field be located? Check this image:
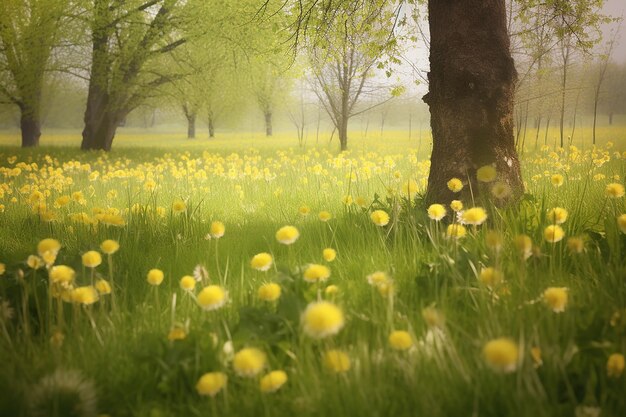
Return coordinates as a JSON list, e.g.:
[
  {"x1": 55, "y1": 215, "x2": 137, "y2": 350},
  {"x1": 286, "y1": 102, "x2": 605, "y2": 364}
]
[{"x1": 0, "y1": 127, "x2": 625, "y2": 417}]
